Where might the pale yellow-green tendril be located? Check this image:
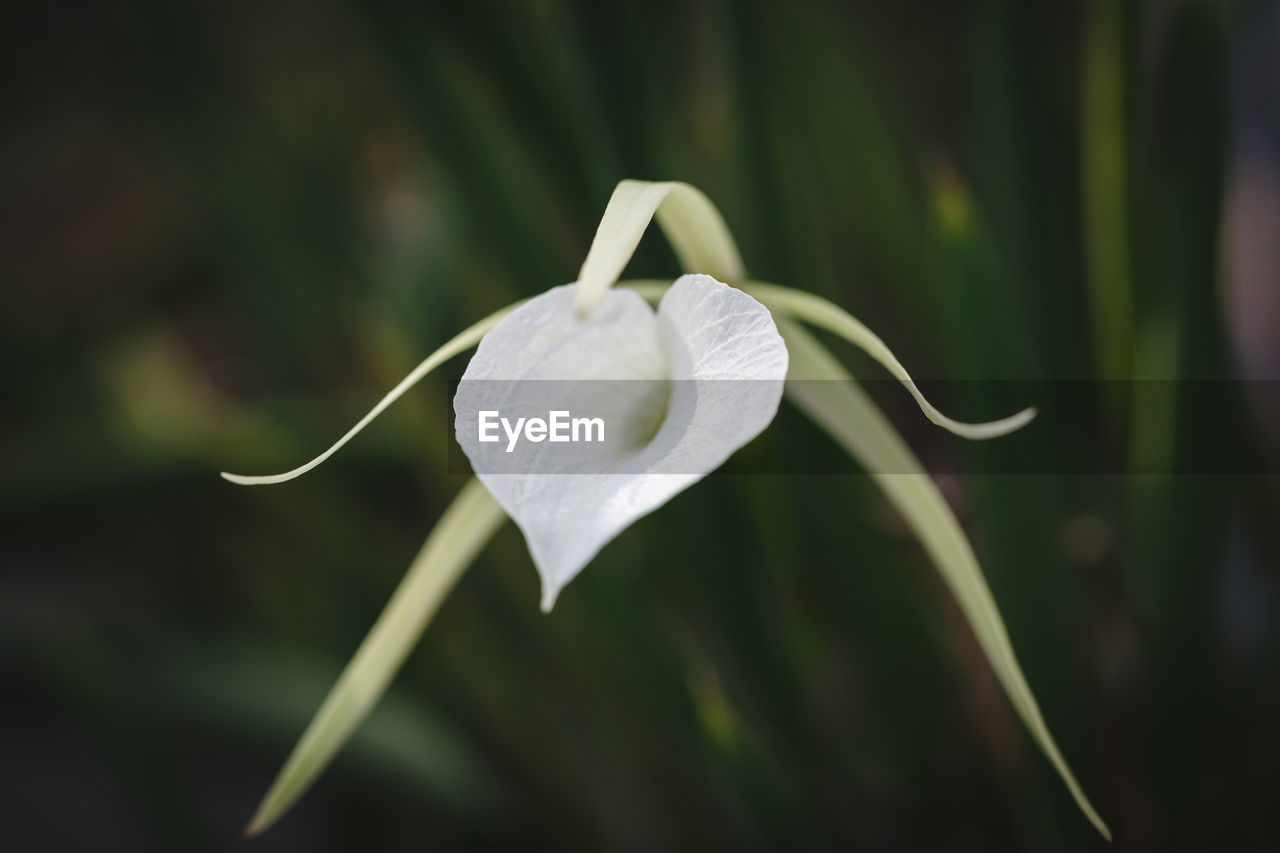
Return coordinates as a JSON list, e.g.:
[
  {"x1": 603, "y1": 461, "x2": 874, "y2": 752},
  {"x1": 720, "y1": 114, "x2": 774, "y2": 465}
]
[
  {"x1": 744, "y1": 283, "x2": 1035, "y2": 439},
  {"x1": 245, "y1": 478, "x2": 507, "y2": 836},
  {"x1": 778, "y1": 319, "x2": 1110, "y2": 841},
  {"x1": 222, "y1": 276, "x2": 1023, "y2": 491},
  {"x1": 575, "y1": 180, "x2": 743, "y2": 318},
  {"x1": 624, "y1": 280, "x2": 1036, "y2": 440},
  {"x1": 221, "y1": 305, "x2": 518, "y2": 486}
]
